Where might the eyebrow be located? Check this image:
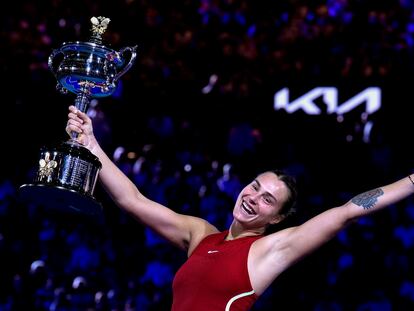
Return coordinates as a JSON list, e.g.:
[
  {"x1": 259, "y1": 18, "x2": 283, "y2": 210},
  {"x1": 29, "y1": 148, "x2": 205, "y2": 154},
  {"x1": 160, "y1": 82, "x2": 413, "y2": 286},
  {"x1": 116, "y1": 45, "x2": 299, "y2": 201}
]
[{"x1": 254, "y1": 179, "x2": 278, "y2": 203}]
